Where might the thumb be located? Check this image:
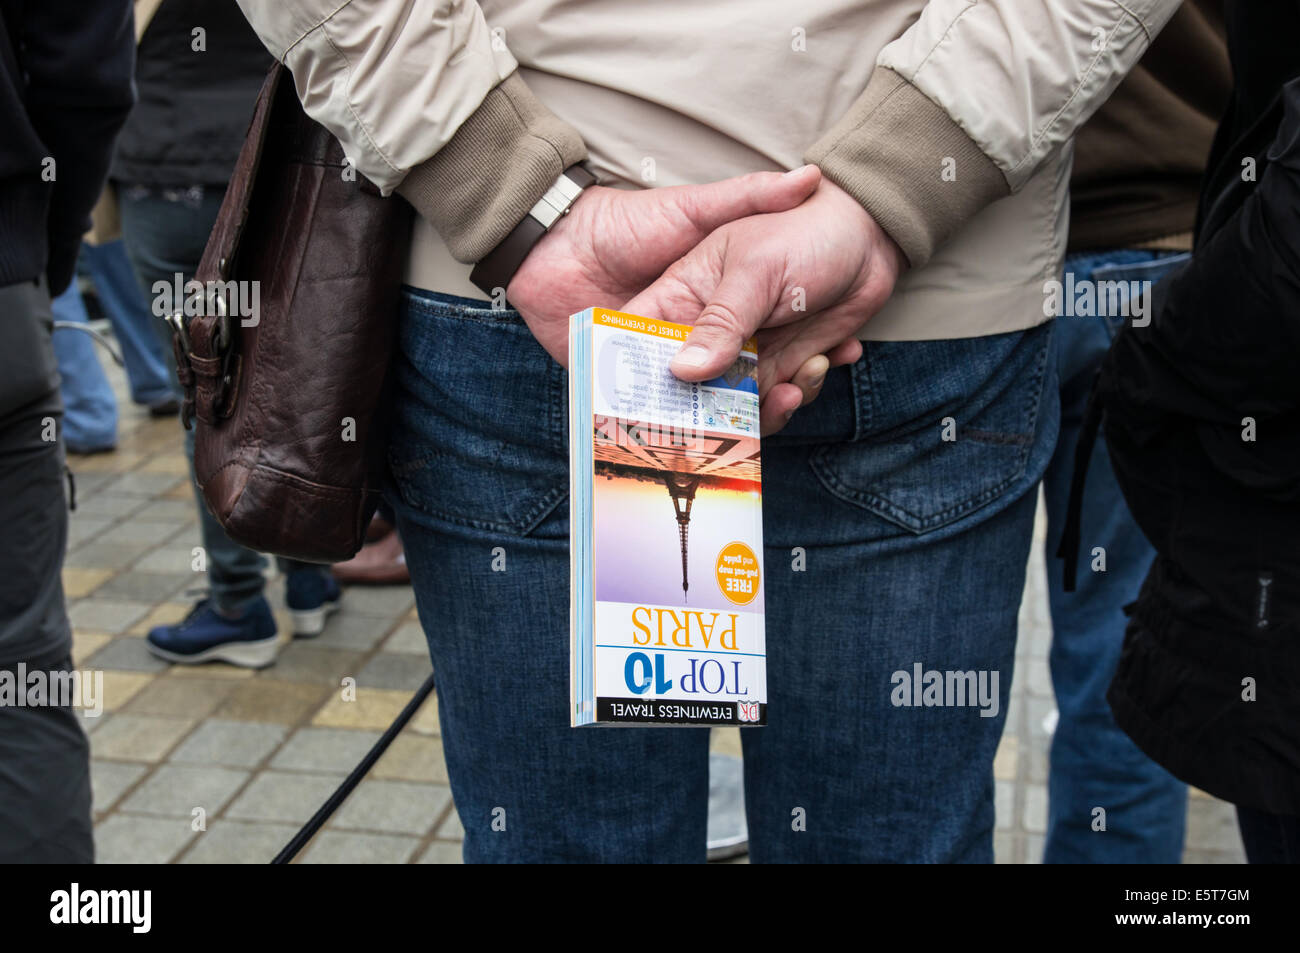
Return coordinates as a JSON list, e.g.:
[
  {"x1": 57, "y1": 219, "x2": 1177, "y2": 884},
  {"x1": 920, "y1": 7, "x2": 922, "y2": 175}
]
[
  {"x1": 663, "y1": 165, "x2": 820, "y2": 235},
  {"x1": 665, "y1": 271, "x2": 776, "y2": 381}
]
